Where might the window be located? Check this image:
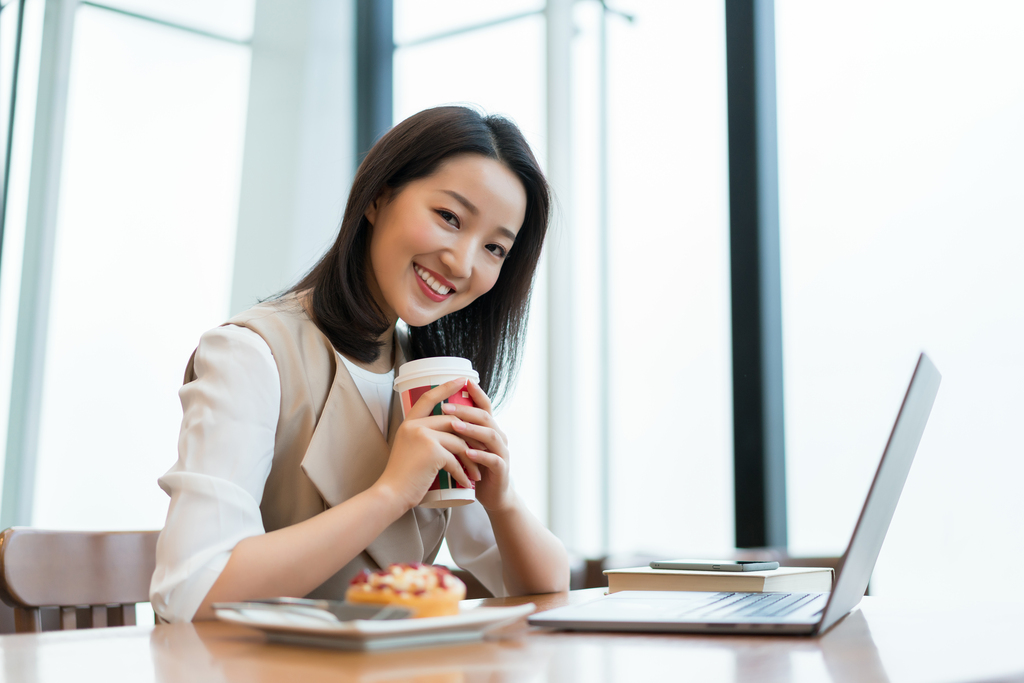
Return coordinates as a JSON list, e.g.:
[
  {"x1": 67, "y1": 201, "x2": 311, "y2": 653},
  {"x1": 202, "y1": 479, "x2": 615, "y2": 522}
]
[
  {"x1": 393, "y1": 0, "x2": 734, "y2": 559},
  {"x1": 777, "y1": 0, "x2": 1024, "y2": 595},
  {"x1": 0, "y1": 0, "x2": 45, "y2": 501},
  {"x1": 1, "y1": 2, "x2": 253, "y2": 530},
  {"x1": 600, "y1": 0, "x2": 733, "y2": 558}
]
